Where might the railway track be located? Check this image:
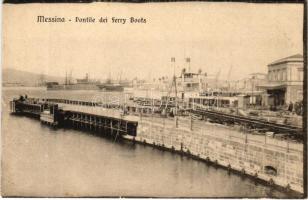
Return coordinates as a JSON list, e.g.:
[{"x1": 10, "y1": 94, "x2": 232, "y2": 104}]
[{"x1": 188, "y1": 108, "x2": 303, "y2": 138}]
